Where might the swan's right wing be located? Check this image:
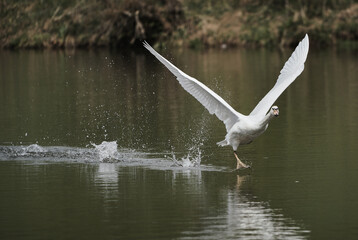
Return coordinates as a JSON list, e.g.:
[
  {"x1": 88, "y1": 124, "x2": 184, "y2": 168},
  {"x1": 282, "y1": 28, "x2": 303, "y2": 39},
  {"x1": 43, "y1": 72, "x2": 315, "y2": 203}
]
[
  {"x1": 249, "y1": 34, "x2": 309, "y2": 118},
  {"x1": 144, "y1": 41, "x2": 244, "y2": 132}
]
